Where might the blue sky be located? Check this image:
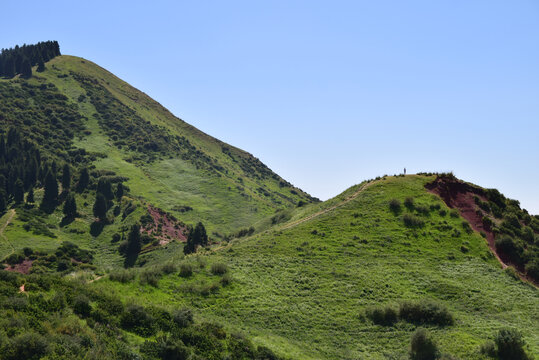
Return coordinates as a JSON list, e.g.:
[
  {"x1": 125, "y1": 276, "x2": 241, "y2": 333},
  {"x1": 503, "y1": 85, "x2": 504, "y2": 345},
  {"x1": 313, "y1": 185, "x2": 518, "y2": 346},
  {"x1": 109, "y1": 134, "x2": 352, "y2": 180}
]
[{"x1": 2, "y1": 1, "x2": 539, "y2": 213}]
